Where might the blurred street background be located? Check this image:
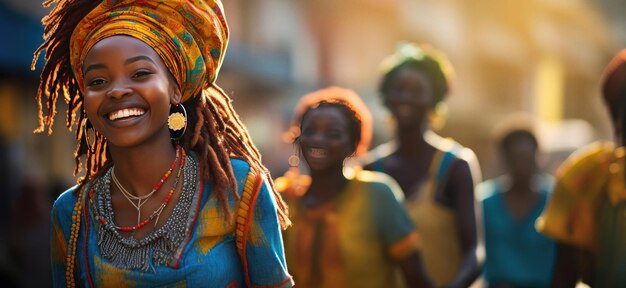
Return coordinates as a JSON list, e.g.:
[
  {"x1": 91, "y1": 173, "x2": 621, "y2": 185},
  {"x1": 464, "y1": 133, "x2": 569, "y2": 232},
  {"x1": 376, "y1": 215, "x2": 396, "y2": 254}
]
[{"x1": 1, "y1": 0, "x2": 625, "y2": 286}]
